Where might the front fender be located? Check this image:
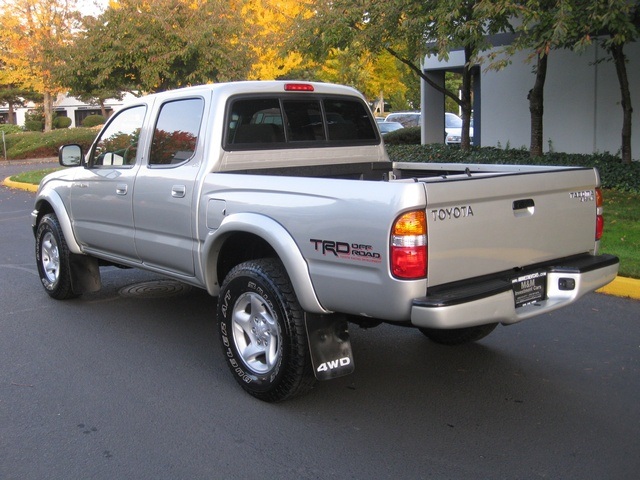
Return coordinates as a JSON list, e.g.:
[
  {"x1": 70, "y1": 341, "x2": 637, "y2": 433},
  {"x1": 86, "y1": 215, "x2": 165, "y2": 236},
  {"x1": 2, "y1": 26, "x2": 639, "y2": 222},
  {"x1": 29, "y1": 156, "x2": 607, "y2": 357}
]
[
  {"x1": 32, "y1": 186, "x2": 82, "y2": 255},
  {"x1": 203, "y1": 212, "x2": 329, "y2": 315}
]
